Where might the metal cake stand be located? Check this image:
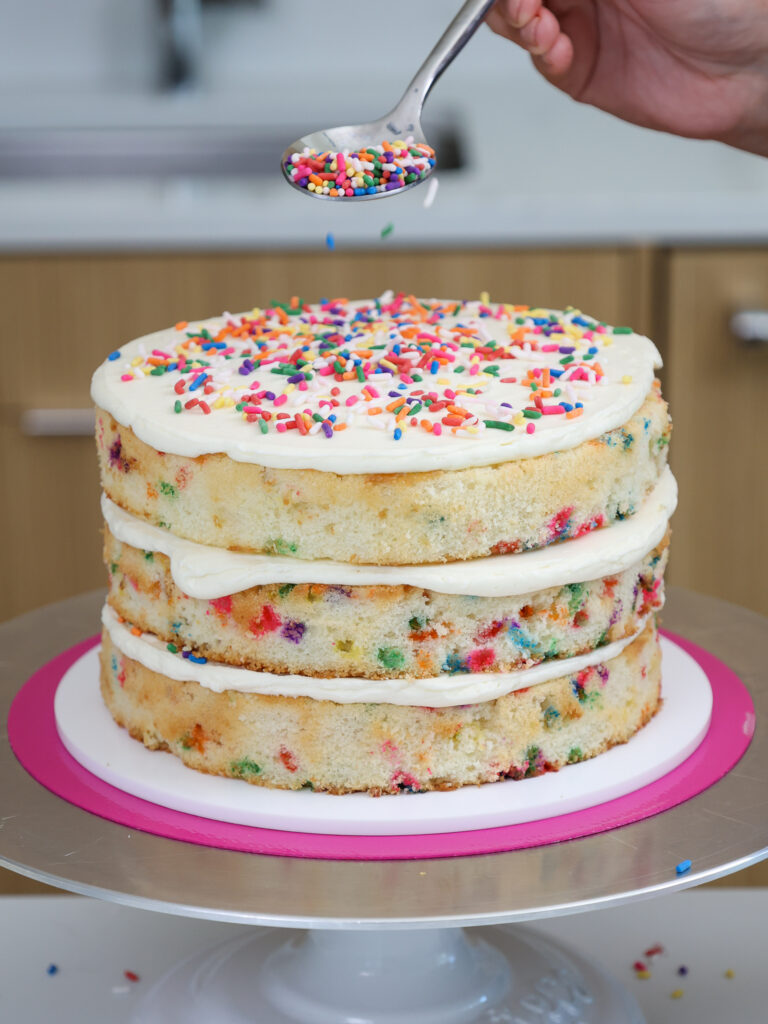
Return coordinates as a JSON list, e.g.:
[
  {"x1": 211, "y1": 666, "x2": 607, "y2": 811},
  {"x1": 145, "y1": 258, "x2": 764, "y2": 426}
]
[{"x1": 2, "y1": 588, "x2": 767, "y2": 1023}]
